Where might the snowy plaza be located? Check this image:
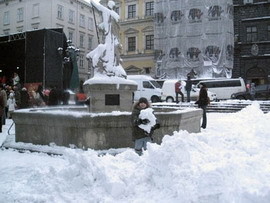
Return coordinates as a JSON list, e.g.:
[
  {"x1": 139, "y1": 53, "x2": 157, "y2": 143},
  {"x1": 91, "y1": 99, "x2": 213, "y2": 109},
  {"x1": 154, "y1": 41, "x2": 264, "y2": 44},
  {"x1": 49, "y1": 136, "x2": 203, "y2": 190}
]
[{"x1": 0, "y1": 102, "x2": 270, "y2": 202}]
